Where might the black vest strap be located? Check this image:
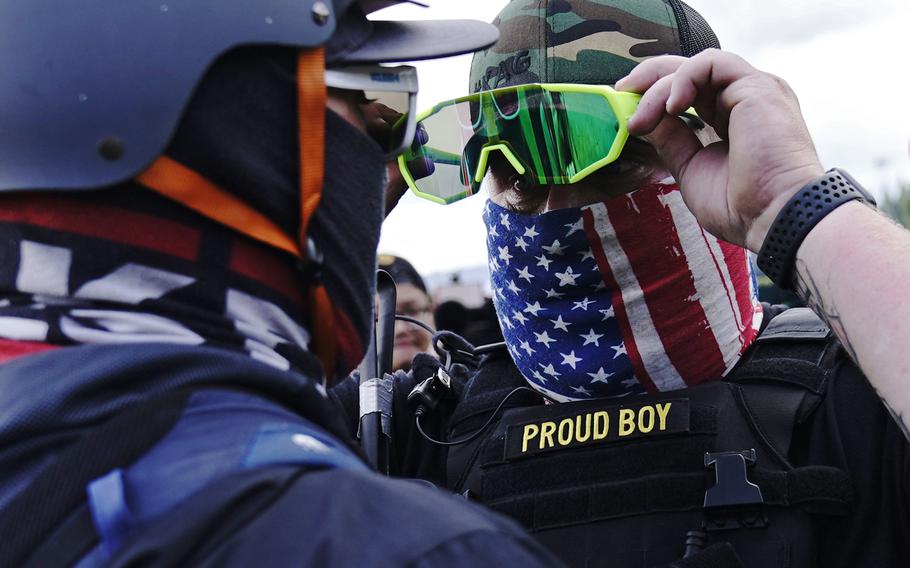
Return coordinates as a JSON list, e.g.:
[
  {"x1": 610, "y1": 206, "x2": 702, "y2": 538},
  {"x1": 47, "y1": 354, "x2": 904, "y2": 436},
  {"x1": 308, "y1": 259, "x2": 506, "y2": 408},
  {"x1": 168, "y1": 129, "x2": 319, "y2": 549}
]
[
  {"x1": 729, "y1": 306, "x2": 836, "y2": 395},
  {"x1": 0, "y1": 391, "x2": 191, "y2": 568}
]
